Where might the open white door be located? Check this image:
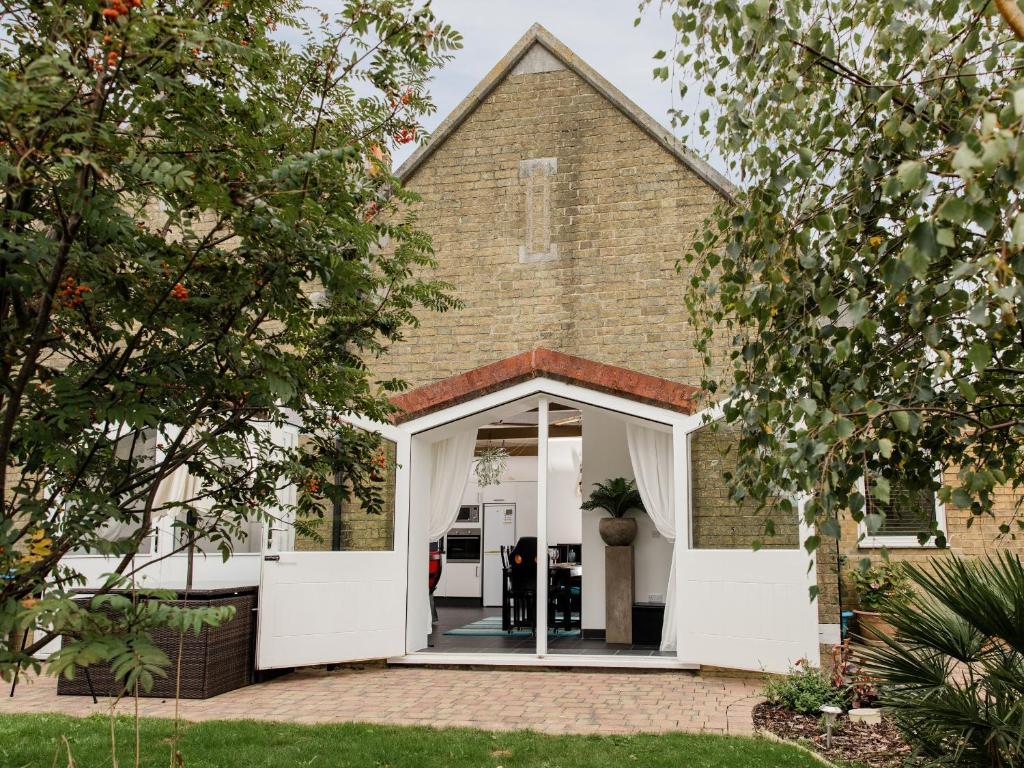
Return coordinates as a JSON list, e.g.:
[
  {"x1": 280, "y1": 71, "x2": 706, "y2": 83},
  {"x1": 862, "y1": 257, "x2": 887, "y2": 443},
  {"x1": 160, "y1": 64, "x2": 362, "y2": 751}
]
[
  {"x1": 673, "y1": 422, "x2": 820, "y2": 675},
  {"x1": 256, "y1": 418, "x2": 409, "y2": 670},
  {"x1": 676, "y1": 548, "x2": 820, "y2": 674}
]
